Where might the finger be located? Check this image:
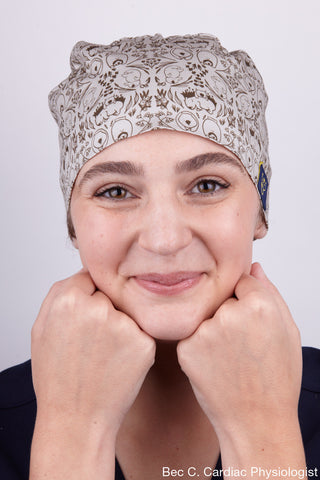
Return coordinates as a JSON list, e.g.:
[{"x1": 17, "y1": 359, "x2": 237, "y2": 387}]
[
  {"x1": 250, "y1": 262, "x2": 279, "y2": 295},
  {"x1": 217, "y1": 296, "x2": 238, "y2": 309},
  {"x1": 61, "y1": 269, "x2": 97, "y2": 296},
  {"x1": 235, "y1": 263, "x2": 282, "y2": 300},
  {"x1": 236, "y1": 264, "x2": 293, "y2": 324},
  {"x1": 234, "y1": 271, "x2": 267, "y2": 300},
  {"x1": 91, "y1": 290, "x2": 113, "y2": 307},
  {"x1": 203, "y1": 296, "x2": 238, "y2": 326},
  {"x1": 34, "y1": 271, "x2": 96, "y2": 327},
  {"x1": 250, "y1": 262, "x2": 291, "y2": 313}
]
